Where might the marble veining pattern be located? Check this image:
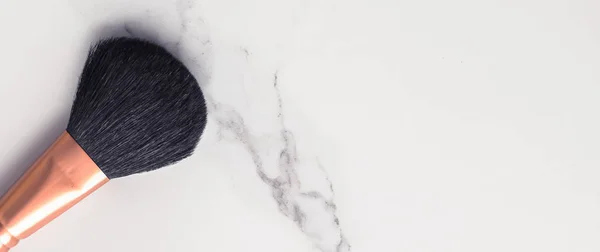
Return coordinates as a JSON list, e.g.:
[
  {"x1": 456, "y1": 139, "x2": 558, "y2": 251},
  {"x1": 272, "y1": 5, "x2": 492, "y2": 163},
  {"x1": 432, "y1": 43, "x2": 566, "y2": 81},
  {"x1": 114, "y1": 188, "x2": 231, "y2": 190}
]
[{"x1": 204, "y1": 69, "x2": 350, "y2": 251}]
